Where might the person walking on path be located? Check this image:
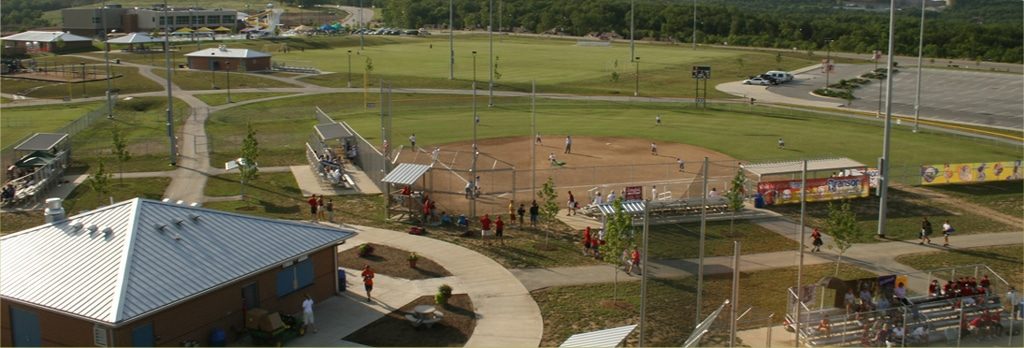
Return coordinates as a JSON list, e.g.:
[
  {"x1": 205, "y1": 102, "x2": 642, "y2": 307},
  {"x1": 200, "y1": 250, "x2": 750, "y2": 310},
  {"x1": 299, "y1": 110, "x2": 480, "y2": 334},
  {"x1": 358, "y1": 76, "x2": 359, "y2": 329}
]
[
  {"x1": 811, "y1": 227, "x2": 823, "y2": 252},
  {"x1": 325, "y1": 199, "x2": 335, "y2": 223},
  {"x1": 567, "y1": 191, "x2": 577, "y2": 216},
  {"x1": 316, "y1": 195, "x2": 326, "y2": 221},
  {"x1": 361, "y1": 265, "x2": 375, "y2": 302},
  {"x1": 409, "y1": 133, "x2": 417, "y2": 149},
  {"x1": 564, "y1": 135, "x2": 572, "y2": 154},
  {"x1": 495, "y1": 215, "x2": 505, "y2": 245},
  {"x1": 582, "y1": 226, "x2": 593, "y2": 256},
  {"x1": 529, "y1": 201, "x2": 539, "y2": 228},
  {"x1": 942, "y1": 220, "x2": 955, "y2": 247},
  {"x1": 480, "y1": 214, "x2": 492, "y2": 242},
  {"x1": 307, "y1": 194, "x2": 319, "y2": 223},
  {"x1": 302, "y1": 294, "x2": 317, "y2": 333},
  {"x1": 517, "y1": 203, "x2": 526, "y2": 227},
  {"x1": 919, "y1": 217, "x2": 933, "y2": 245},
  {"x1": 628, "y1": 246, "x2": 642, "y2": 275}
]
